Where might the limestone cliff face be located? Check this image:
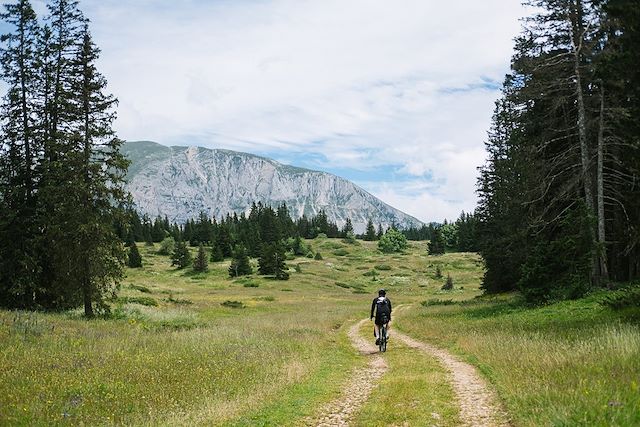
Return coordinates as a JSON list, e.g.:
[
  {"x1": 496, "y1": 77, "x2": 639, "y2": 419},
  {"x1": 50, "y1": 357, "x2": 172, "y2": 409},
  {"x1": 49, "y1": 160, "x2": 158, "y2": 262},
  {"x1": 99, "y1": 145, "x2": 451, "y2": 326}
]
[{"x1": 122, "y1": 141, "x2": 423, "y2": 232}]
